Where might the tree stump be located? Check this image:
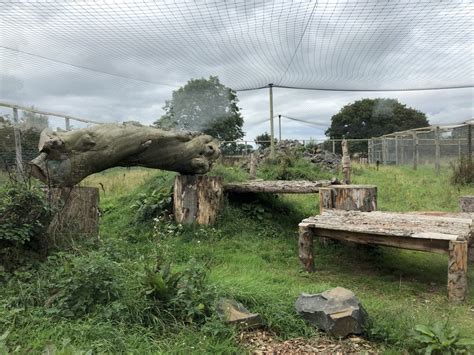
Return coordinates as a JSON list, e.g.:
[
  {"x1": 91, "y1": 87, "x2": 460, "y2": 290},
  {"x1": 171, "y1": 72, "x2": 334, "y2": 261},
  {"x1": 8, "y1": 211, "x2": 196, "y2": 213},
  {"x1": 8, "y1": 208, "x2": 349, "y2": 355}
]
[
  {"x1": 319, "y1": 185, "x2": 377, "y2": 246},
  {"x1": 319, "y1": 185, "x2": 377, "y2": 213},
  {"x1": 173, "y1": 175, "x2": 223, "y2": 225},
  {"x1": 448, "y1": 240, "x2": 468, "y2": 303},
  {"x1": 459, "y1": 196, "x2": 474, "y2": 212},
  {"x1": 46, "y1": 186, "x2": 100, "y2": 248}
]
